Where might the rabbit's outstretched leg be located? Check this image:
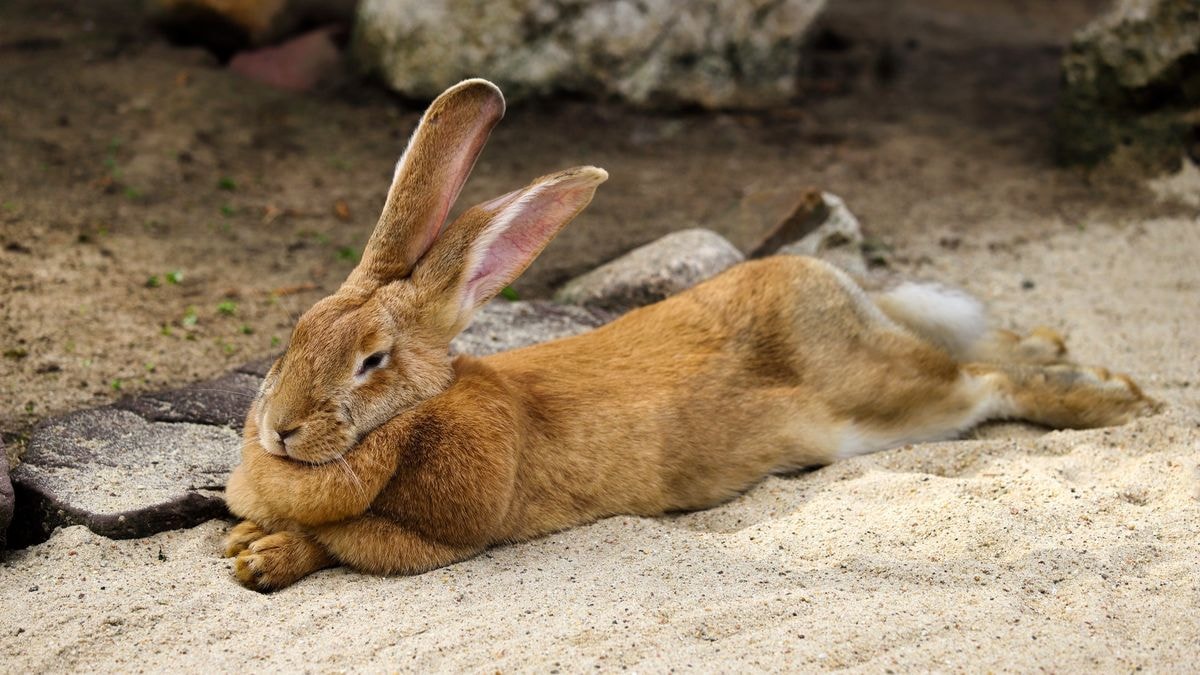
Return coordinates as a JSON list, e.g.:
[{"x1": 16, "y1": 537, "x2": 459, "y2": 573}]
[
  {"x1": 832, "y1": 360, "x2": 1156, "y2": 461},
  {"x1": 963, "y1": 362, "x2": 1159, "y2": 429},
  {"x1": 312, "y1": 515, "x2": 483, "y2": 577},
  {"x1": 233, "y1": 530, "x2": 335, "y2": 592}
]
